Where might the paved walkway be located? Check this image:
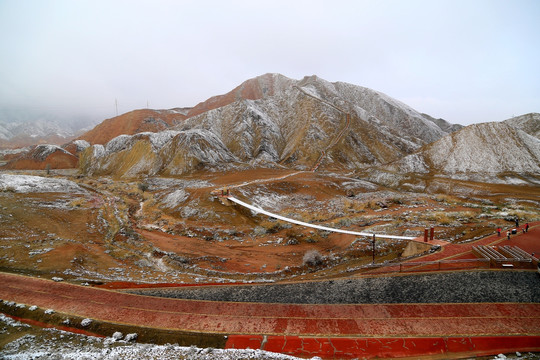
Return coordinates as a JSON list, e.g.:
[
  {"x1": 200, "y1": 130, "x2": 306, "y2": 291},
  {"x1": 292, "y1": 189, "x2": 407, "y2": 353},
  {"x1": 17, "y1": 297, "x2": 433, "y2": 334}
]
[
  {"x1": 1, "y1": 223, "x2": 539, "y2": 359},
  {"x1": 367, "y1": 221, "x2": 540, "y2": 274},
  {"x1": 1, "y1": 270, "x2": 539, "y2": 359}
]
